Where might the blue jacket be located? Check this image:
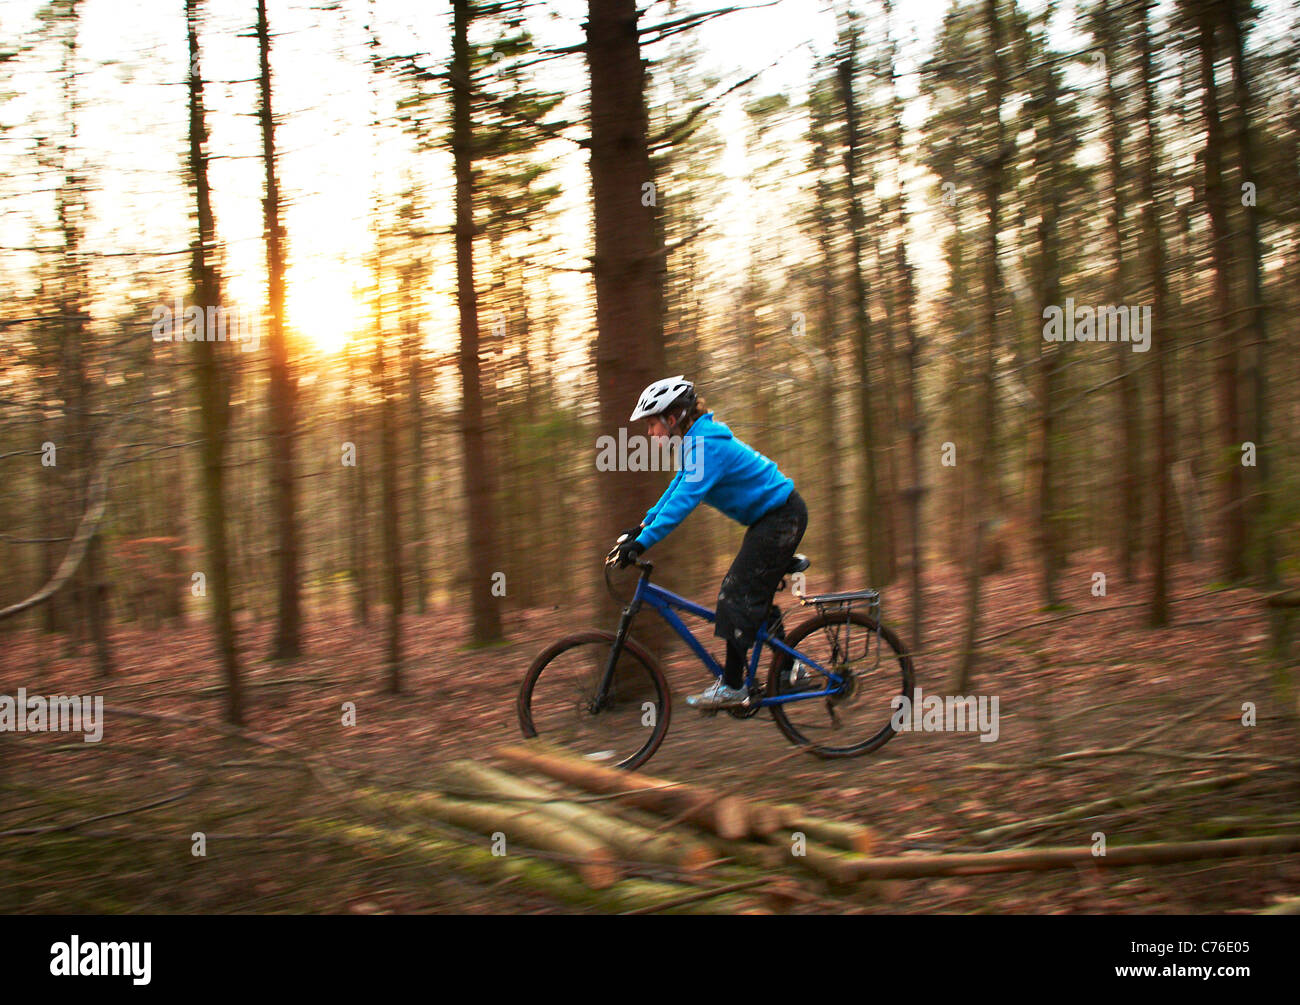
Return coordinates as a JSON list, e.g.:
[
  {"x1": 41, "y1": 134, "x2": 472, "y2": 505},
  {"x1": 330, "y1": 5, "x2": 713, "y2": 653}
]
[{"x1": 635, "y1": 413, "x2": 794, "y2": 550}]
